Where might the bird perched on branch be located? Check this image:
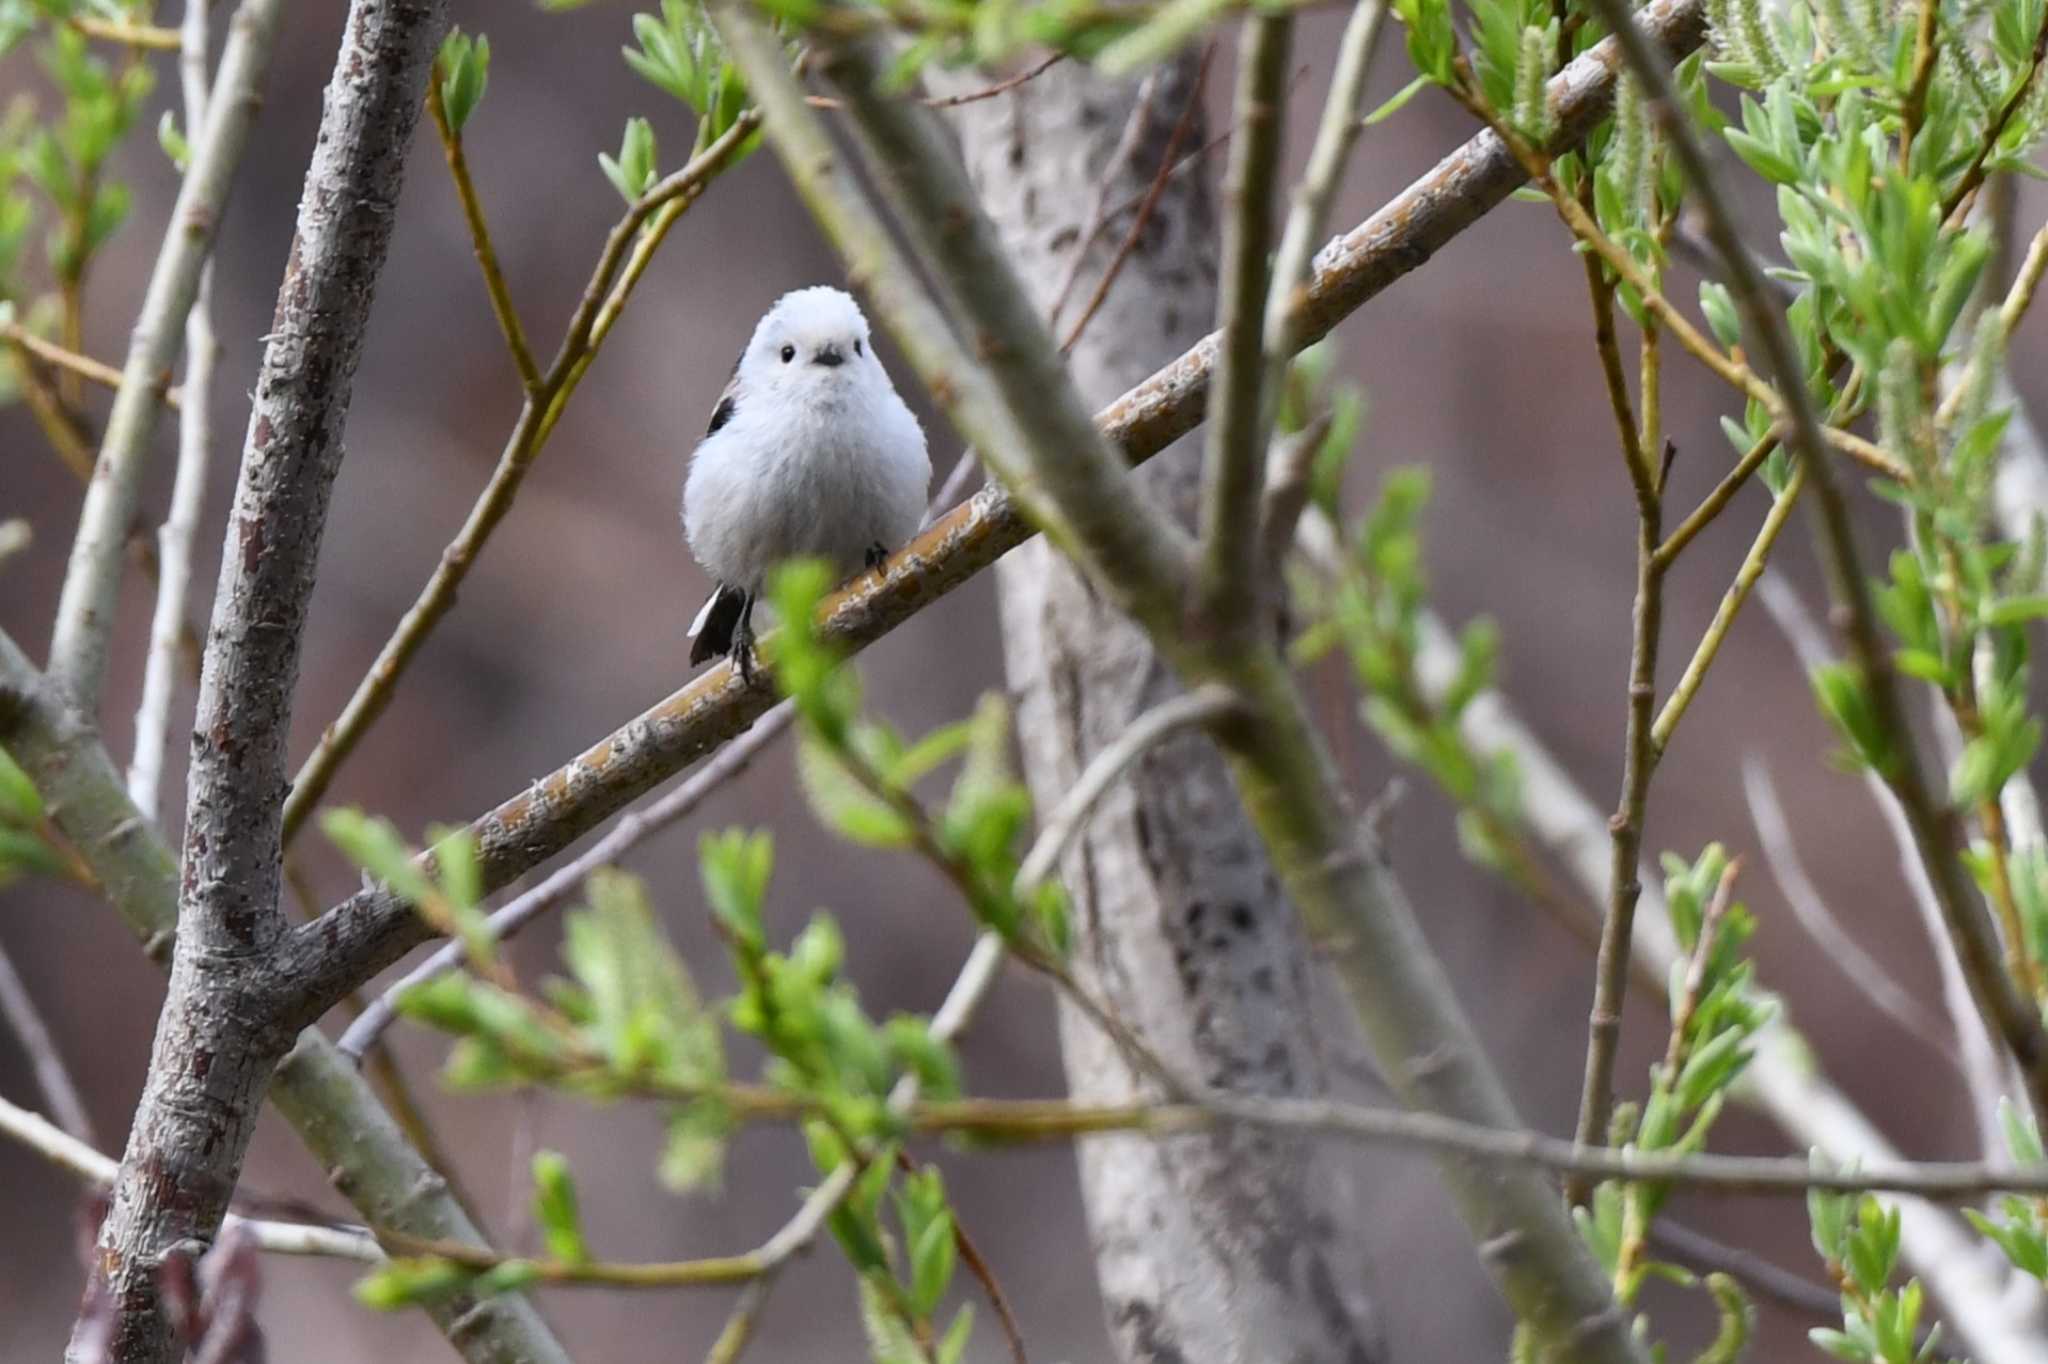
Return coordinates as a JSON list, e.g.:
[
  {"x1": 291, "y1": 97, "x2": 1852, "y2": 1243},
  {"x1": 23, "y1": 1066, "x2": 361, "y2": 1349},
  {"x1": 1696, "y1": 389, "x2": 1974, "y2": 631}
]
[{"x1": 683, "y1": 286, "x2": 931, "y2": 681}]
